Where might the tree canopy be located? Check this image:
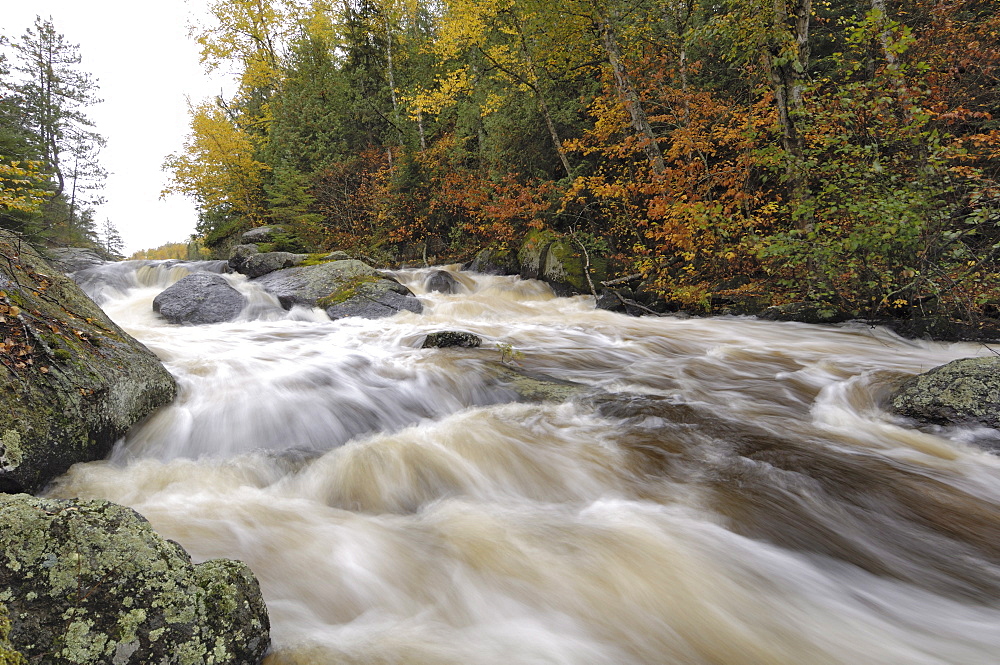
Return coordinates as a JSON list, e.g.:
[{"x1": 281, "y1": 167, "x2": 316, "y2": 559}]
[{"x1": 167, "y1": 1, "x2": 1000, "y2": 326}]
